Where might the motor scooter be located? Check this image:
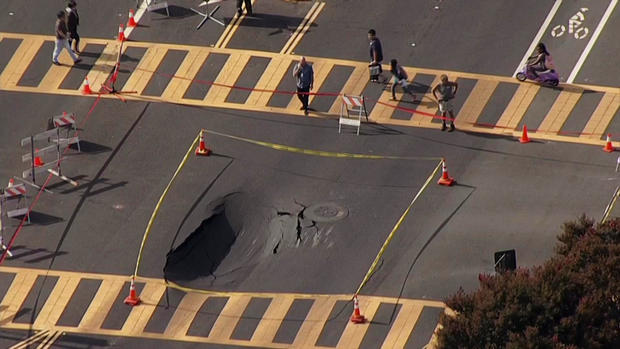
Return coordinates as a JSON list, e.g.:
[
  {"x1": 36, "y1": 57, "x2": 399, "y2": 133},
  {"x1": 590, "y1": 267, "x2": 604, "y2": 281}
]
[{"x1": 516, "y1": 65, "x2": 559, "y2": 86}]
